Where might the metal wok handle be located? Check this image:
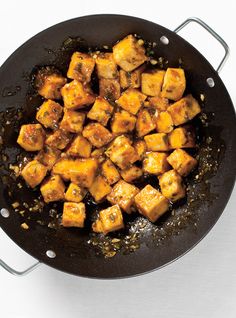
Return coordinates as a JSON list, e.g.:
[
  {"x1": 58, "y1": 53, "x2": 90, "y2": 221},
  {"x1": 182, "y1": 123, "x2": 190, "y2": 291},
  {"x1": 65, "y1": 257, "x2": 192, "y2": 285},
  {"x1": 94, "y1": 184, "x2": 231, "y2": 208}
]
[
  {"x1": 174, "y1": 17, "x2": 230, "y2": 73},
  {"x1": 0, "y1": 258, "x2": 41, "y2": 276}
]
